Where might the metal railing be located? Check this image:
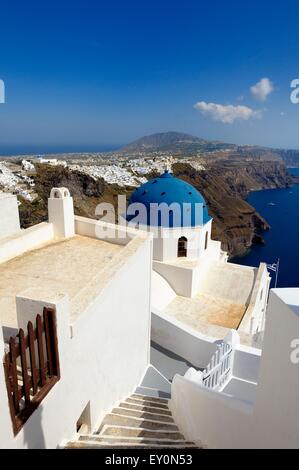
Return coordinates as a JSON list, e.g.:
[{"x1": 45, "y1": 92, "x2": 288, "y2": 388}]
[{"x1": 202, "y1": 341, "x2": 232, "y2": 391}]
